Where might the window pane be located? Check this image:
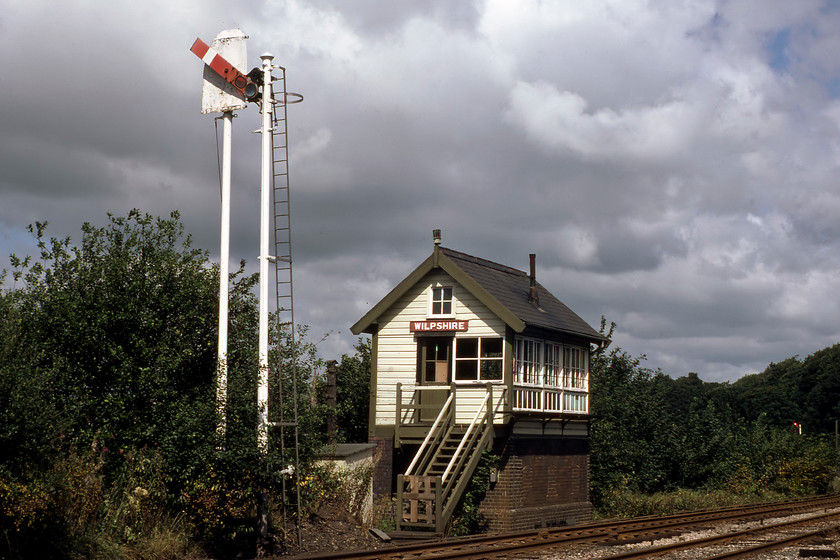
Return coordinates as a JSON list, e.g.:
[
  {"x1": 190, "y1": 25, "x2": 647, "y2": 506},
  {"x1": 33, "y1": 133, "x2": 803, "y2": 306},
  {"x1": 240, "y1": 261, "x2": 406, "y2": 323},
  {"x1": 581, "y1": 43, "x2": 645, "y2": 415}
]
[
  {"x1": 421, "y1": 340, "x2": 451, "y2": 383},
  {"x1": 481, "y1": 338, "x2": 503, "y2": 358},
  {"x1": 430, "y1": 340, "x2": 449, "y2": 360},
  {"x1": 456, "y1": 360, "x2": 478, "y2": 380},
  {"x1": 456, "y1": 338, "x2": 478, "y2": 358},
  {"x1": 480, "y1": 360, "x2": 502, "y2": 380},
  {"x1": 431, "y1": 286, "x2": 453, "y2": 315},
  {"x1": 424, "y1": 362, "x2": 436, "y2": 383}
]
